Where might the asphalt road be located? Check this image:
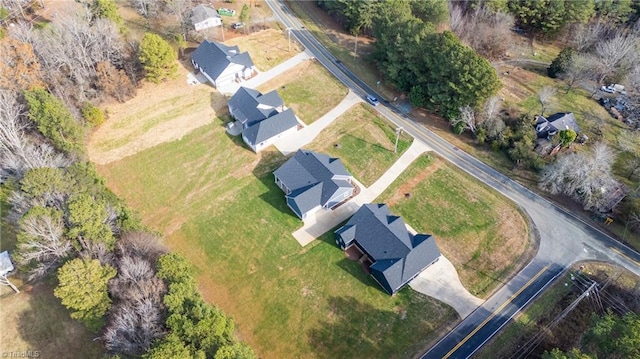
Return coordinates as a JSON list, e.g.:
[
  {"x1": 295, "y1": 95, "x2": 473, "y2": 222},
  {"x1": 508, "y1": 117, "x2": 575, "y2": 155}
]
[{"x1": 265, "y1": 1, "x2": 640, "y2": 357}]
